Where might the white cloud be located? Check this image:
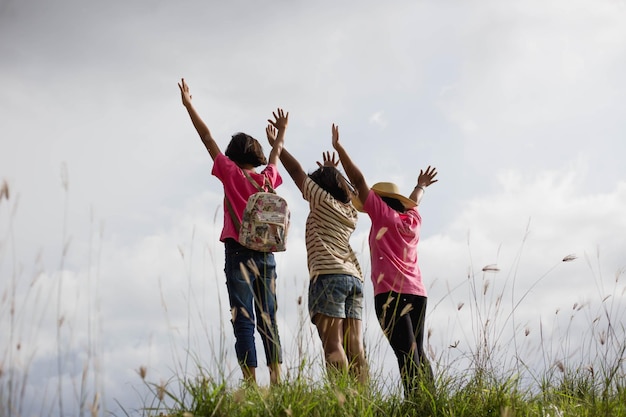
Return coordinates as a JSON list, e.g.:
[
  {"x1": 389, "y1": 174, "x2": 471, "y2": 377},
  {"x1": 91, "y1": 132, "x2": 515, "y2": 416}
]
[
  {"x1": 368, "y1": 111, "x2": 388, "y2": 129},
  {"x1": 2, "y1": 0, "x2": 626, "y2": 414}
]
